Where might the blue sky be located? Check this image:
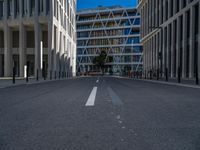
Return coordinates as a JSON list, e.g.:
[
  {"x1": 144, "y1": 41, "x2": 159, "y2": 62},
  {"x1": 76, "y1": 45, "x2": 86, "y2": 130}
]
[{"x1": 77, "y1": 0, "x2": 137, "y2": 10}]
